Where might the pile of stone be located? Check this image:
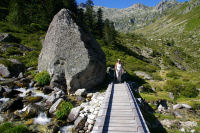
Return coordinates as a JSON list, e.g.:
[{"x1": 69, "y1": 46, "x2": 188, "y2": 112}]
[{"x1": 67, "y1": 91, "x2": 105, "y2": 133}]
